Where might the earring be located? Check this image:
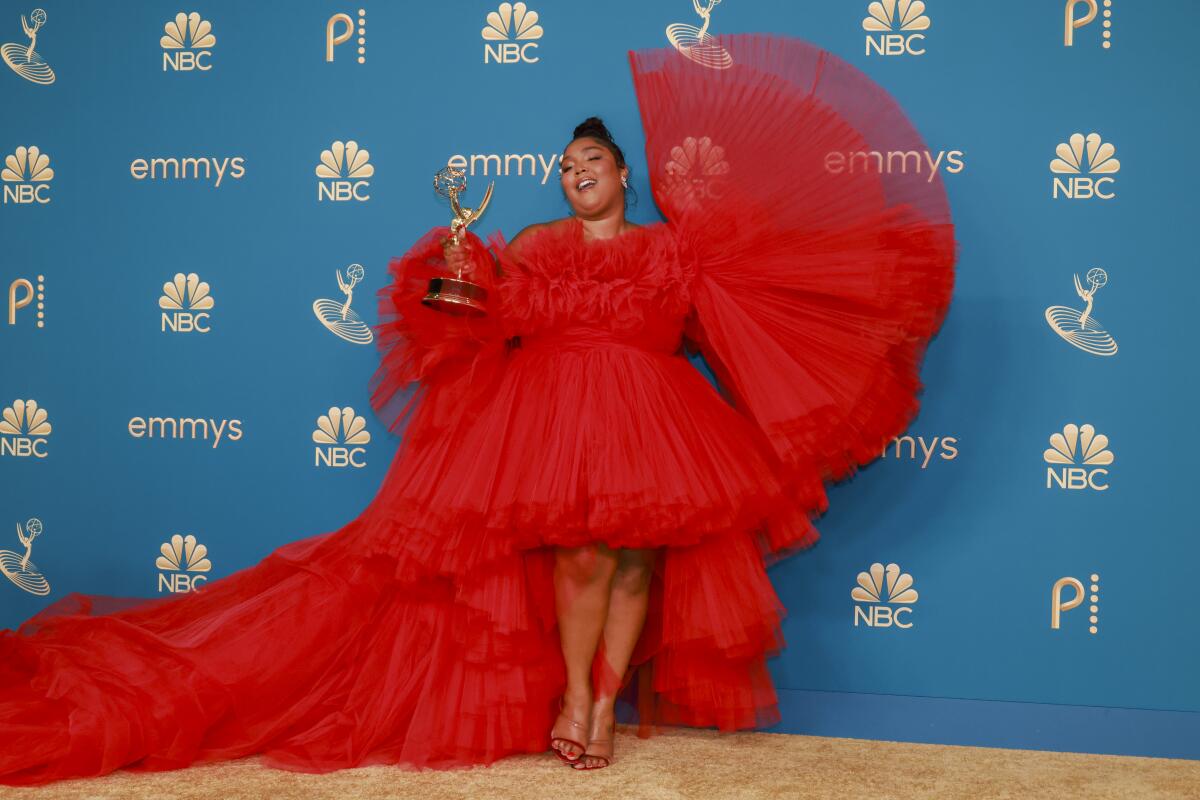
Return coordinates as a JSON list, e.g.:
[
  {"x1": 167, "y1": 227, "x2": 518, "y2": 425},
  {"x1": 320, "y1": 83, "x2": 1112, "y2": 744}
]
[{"x1": 621, "y1": 175, "x2": 628, "y2": 188}]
